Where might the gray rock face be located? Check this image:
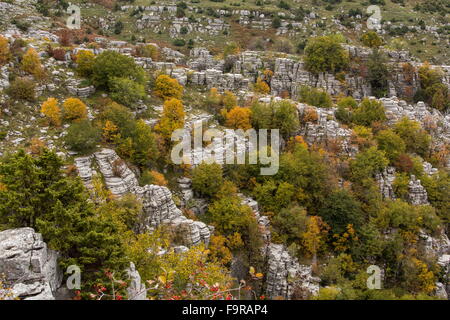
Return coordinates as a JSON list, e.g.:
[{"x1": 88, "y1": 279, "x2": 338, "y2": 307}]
[
  {"x1": 375, "y1": 167, "x2": 397, "y2": 200},
  {"x1": 126, "y1": 262, "x2": 147, "y2": 300},
  {"x1": 188, "y1": 48, "x2": 223, "y2": 71},
  {"x1": 408, "y1": 175, "x2": 429, "y2": 205},
  {"x1": 74, "y1": 149, "x2": 211, "y2": 246},
  {"x1": 240, "y1": 195, "x2": 319, "y2": 299},
  {"x1": 66, "y1": 80, "x2": 95, "y2": 98},
  {"x1": 265, "y1": 244, "x2": 320, "y2": 300},
  {"x1": 0, "y1": 228, "x2": 62, "y2": 300},
  {"x1": 296, "y1": 102, "x2": 357, "y2": 156}
]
